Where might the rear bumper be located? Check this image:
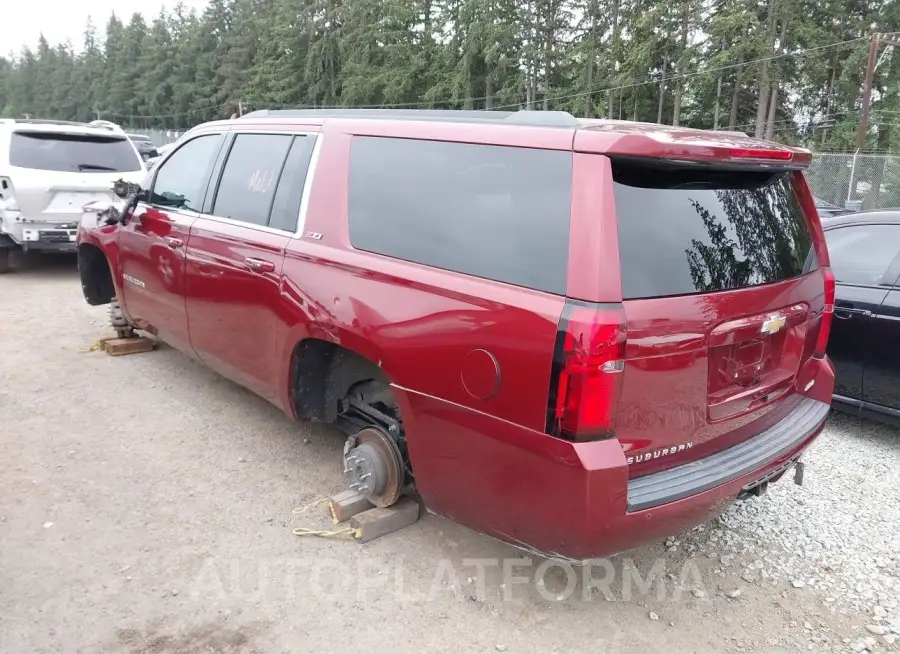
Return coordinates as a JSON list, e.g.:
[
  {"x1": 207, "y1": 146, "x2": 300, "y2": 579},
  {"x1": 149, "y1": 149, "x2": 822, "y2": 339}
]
[
  {"x1": 399, "y1": 357, "x2": 834, "y2": 561},
  {"x1": 627, "y1": 397, "x2": 829, "y2": 511},
  {"x1": 1, "y1": 212, "x2": 78, "y2": 251}
]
